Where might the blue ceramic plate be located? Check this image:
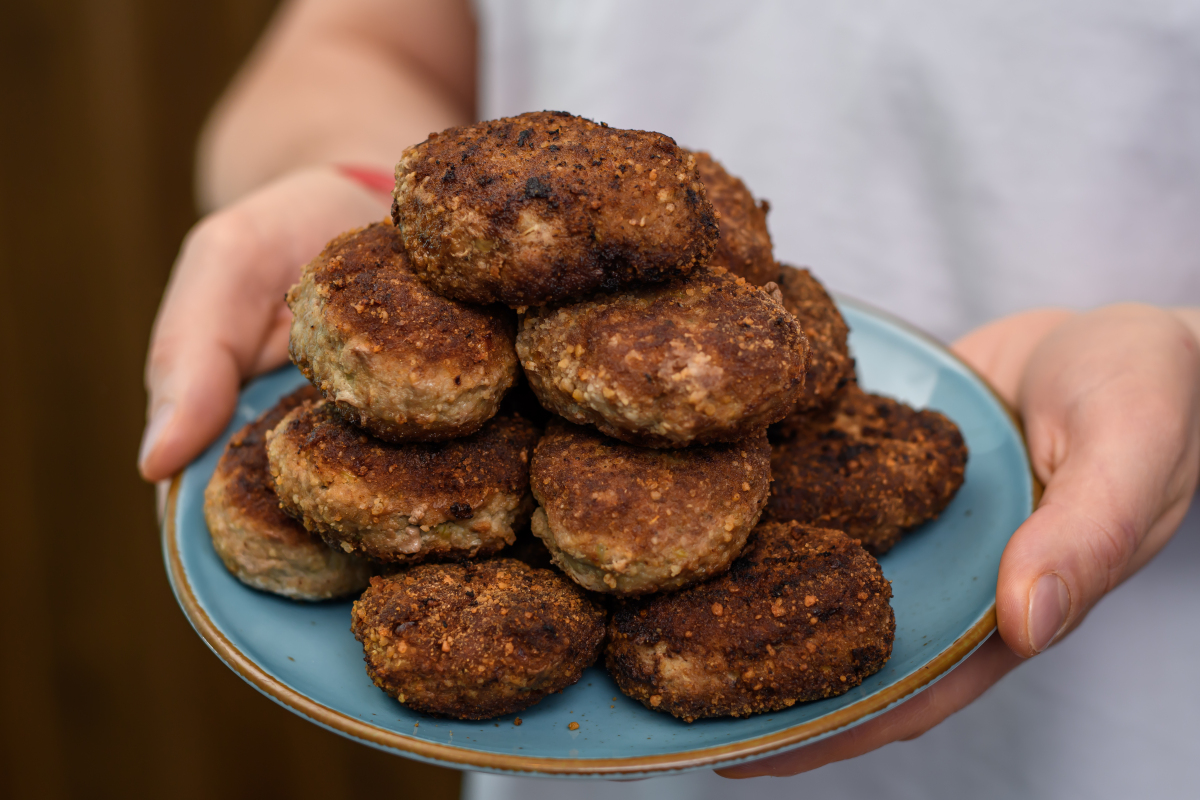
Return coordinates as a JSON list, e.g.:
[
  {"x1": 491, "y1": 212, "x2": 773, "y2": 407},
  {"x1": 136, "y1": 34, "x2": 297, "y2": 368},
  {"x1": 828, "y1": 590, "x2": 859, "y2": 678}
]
[{"x1": 164, "y1": 297, "x2": 1038, "y2": 778}]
